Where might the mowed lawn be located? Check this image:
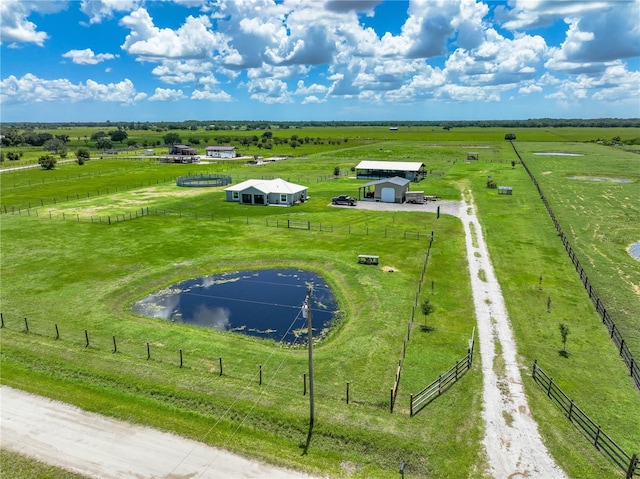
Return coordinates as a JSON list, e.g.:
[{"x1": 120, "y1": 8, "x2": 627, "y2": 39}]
[{"x1": 1, "y1": 129, "x2": 639, "y2": 479}]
